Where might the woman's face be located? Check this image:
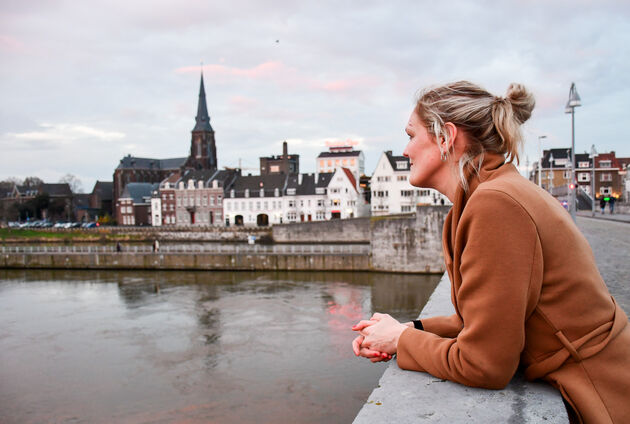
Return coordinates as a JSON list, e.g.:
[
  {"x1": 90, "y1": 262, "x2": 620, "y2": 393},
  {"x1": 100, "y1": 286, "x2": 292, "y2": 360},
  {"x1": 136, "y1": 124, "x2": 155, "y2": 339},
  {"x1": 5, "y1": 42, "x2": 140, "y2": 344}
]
[{"x1": 403, "y1": 110, "x2": 445, "y2": 189}]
